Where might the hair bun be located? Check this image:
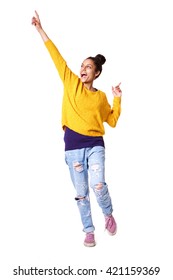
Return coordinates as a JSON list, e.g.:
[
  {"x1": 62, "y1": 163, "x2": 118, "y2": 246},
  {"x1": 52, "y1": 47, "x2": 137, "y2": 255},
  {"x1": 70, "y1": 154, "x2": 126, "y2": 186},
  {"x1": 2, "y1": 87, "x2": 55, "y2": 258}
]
[{"x1": 95, "y1": 54, "x2": 106, "y2": 65}]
